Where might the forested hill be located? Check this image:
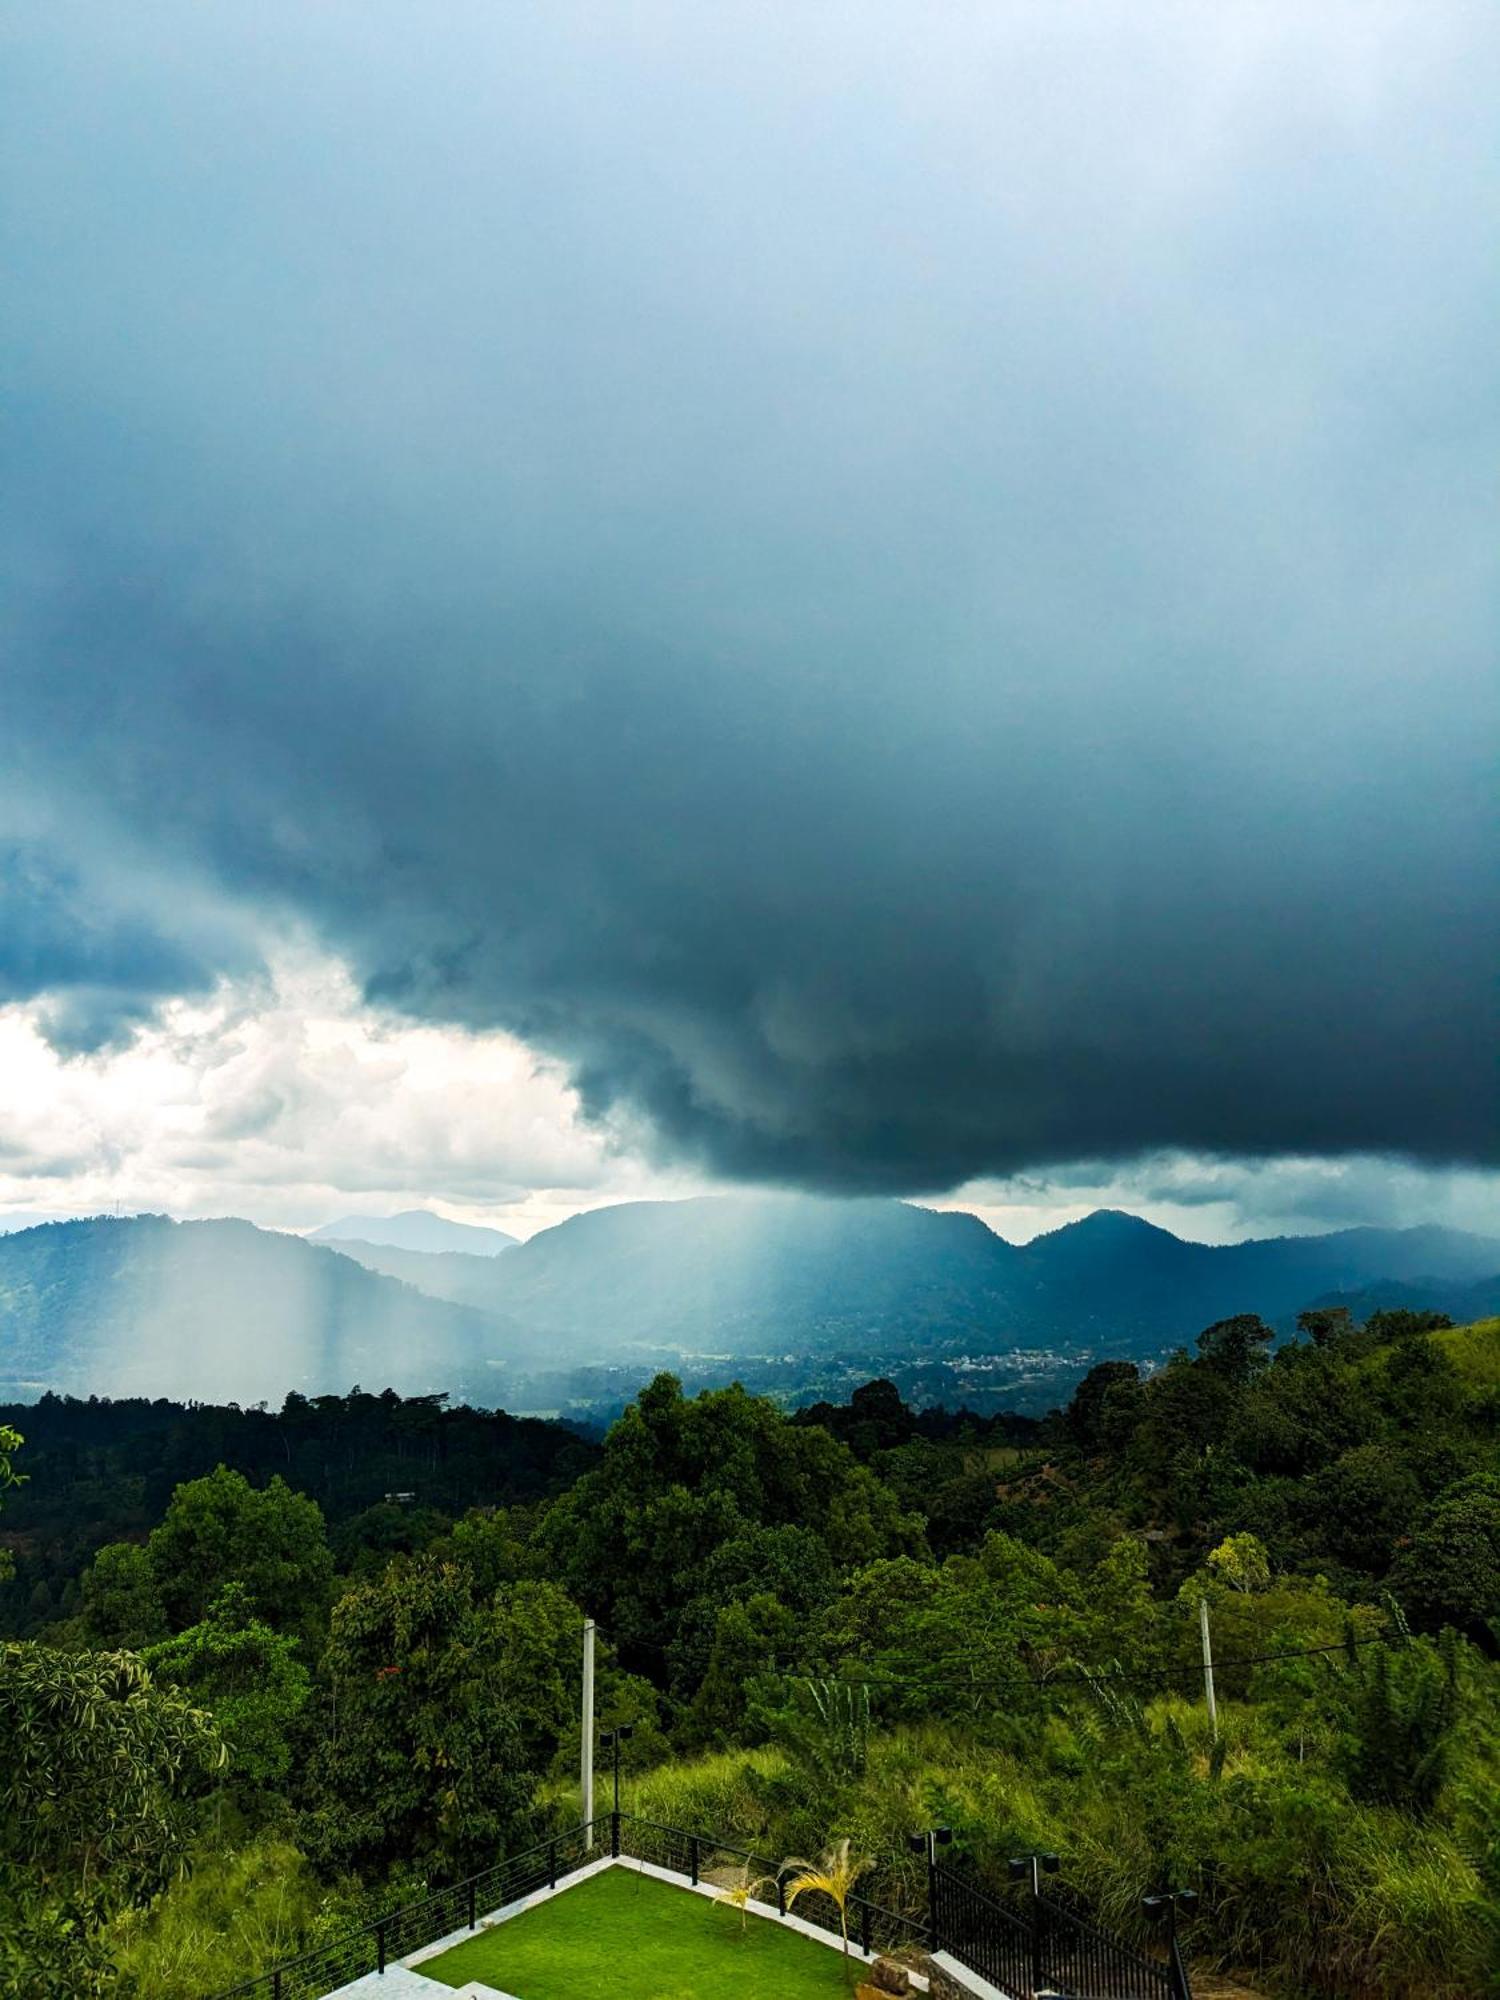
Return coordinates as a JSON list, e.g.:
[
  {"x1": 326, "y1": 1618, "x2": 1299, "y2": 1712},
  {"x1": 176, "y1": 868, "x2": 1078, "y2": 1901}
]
[
  {"x1": 0, "y1": 1216, "x2": 512, "y2": 1404},
  {"x1": 371, "y1": 1193, "x2": 1500, "y2": 1357}
]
